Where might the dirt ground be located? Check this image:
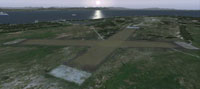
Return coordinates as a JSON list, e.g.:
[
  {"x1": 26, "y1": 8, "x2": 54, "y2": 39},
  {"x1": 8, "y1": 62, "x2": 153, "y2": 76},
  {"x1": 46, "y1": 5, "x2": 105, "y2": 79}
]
[{"x1": 19, "y1": 27, "x2": 178, "y2": 72}]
